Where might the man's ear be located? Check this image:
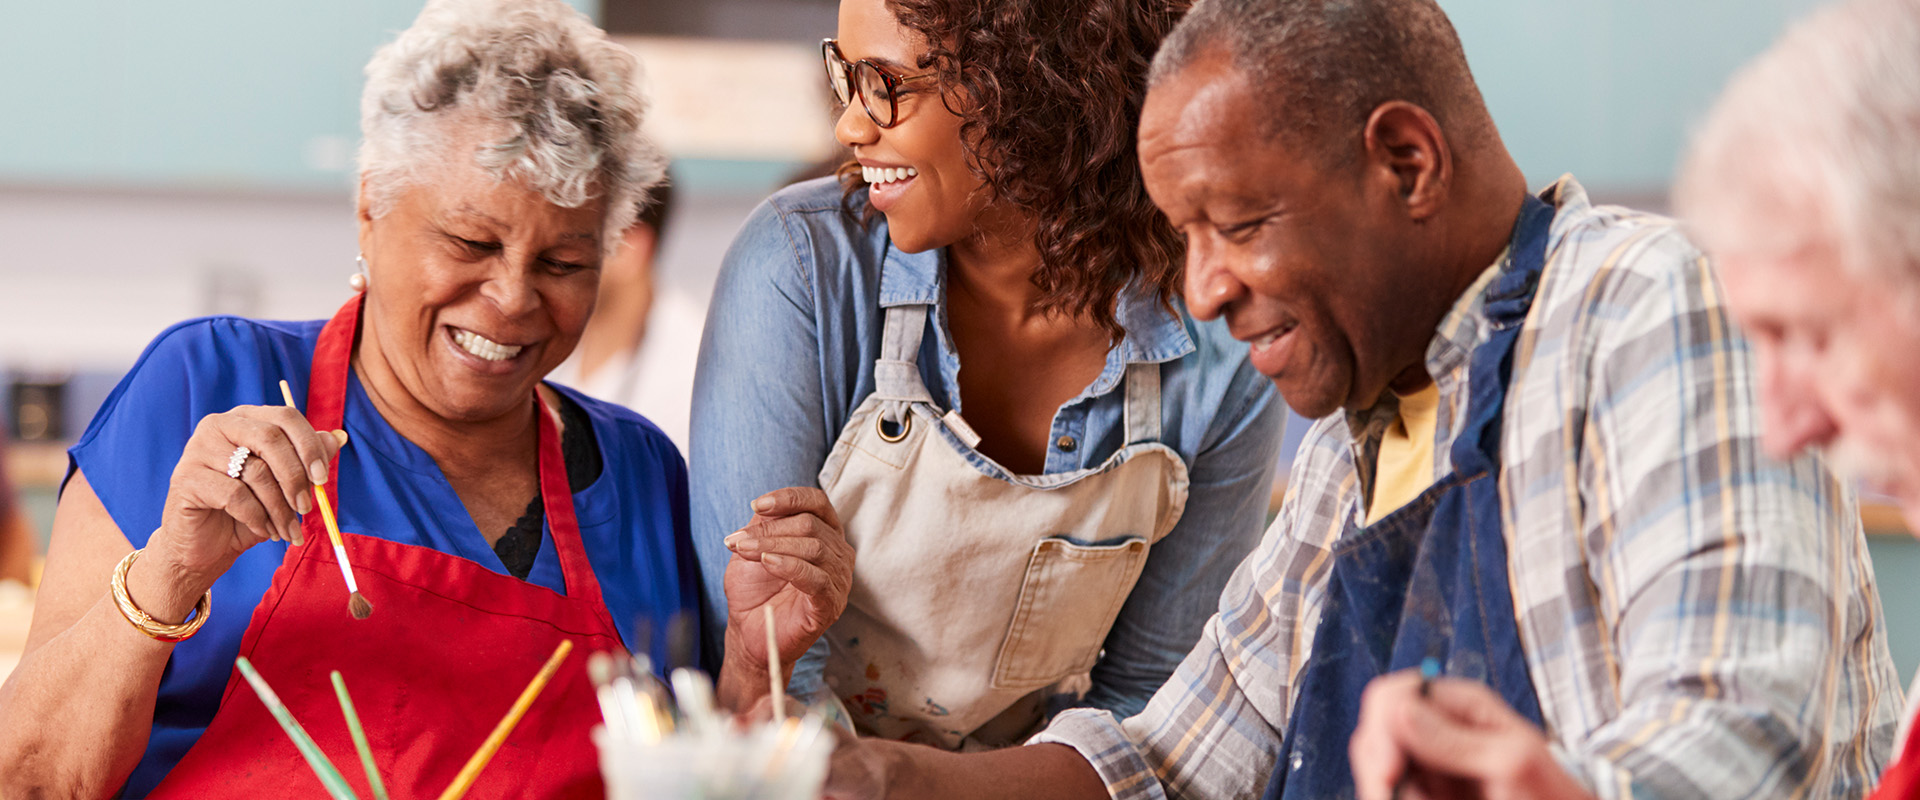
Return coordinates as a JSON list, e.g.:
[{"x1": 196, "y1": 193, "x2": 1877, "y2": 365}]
[{"x1": 1361, "y1": 101, "x2": 1452, "y2": 221}]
